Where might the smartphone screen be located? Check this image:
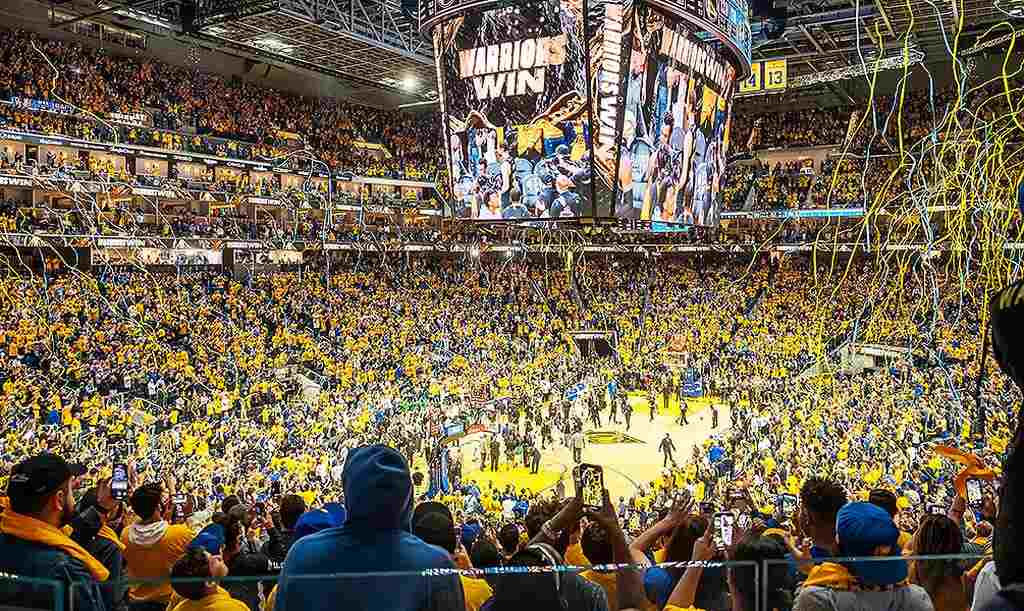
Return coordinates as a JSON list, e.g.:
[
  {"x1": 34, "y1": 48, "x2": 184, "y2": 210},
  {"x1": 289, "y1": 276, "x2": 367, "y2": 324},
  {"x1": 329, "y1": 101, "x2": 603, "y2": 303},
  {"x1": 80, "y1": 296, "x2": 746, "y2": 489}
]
[
  {"x1": 699, "y1": 502, "x2": 714, "y2": 515},
  {"x1": 111, "y1": 463, "x2": 129, "y2": 501},
  {"x1": 271, "y1": 479, "x2": 282, "y2": 496},
  {"x1": 575, "y1": 463, "x2": 604, "y2": 511},
  {"x1": 778, "y1": 493, "x2": 798, "y2": 516},
  {"x1": 966, "y1": 479, "x2": 983, "y2": 508},
  {"x1": 714, "y1": 512, "x2": 735, "y2": 547},
  {"x1": 172, "y1": 493, "x2": 188, "y2": 521}
]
